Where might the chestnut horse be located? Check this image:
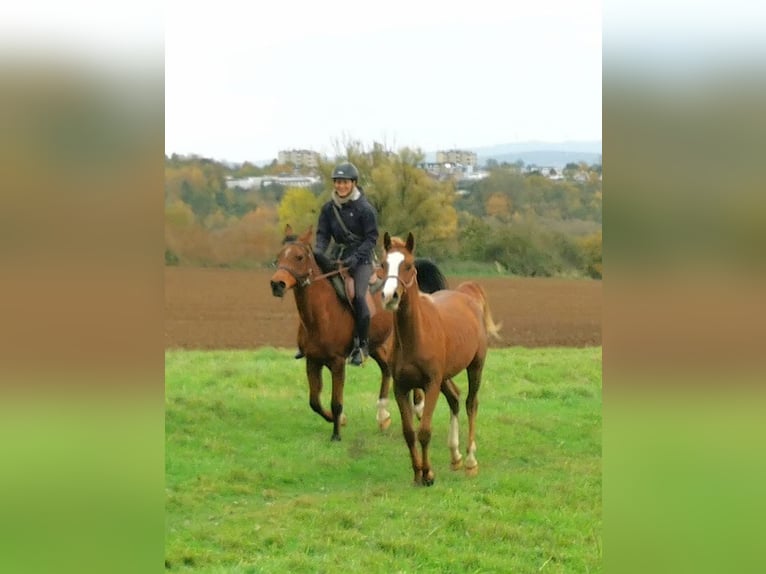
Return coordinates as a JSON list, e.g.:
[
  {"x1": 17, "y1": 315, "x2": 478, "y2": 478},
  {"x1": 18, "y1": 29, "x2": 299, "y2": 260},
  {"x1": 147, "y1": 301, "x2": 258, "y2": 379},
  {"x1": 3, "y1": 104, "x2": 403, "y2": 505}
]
[
  {"x1": 269, "y1": 227, "x2": 447, "y2": 441},
  {"x1": 381, "y1": 232, "x2": 501, "y2": 485}
]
